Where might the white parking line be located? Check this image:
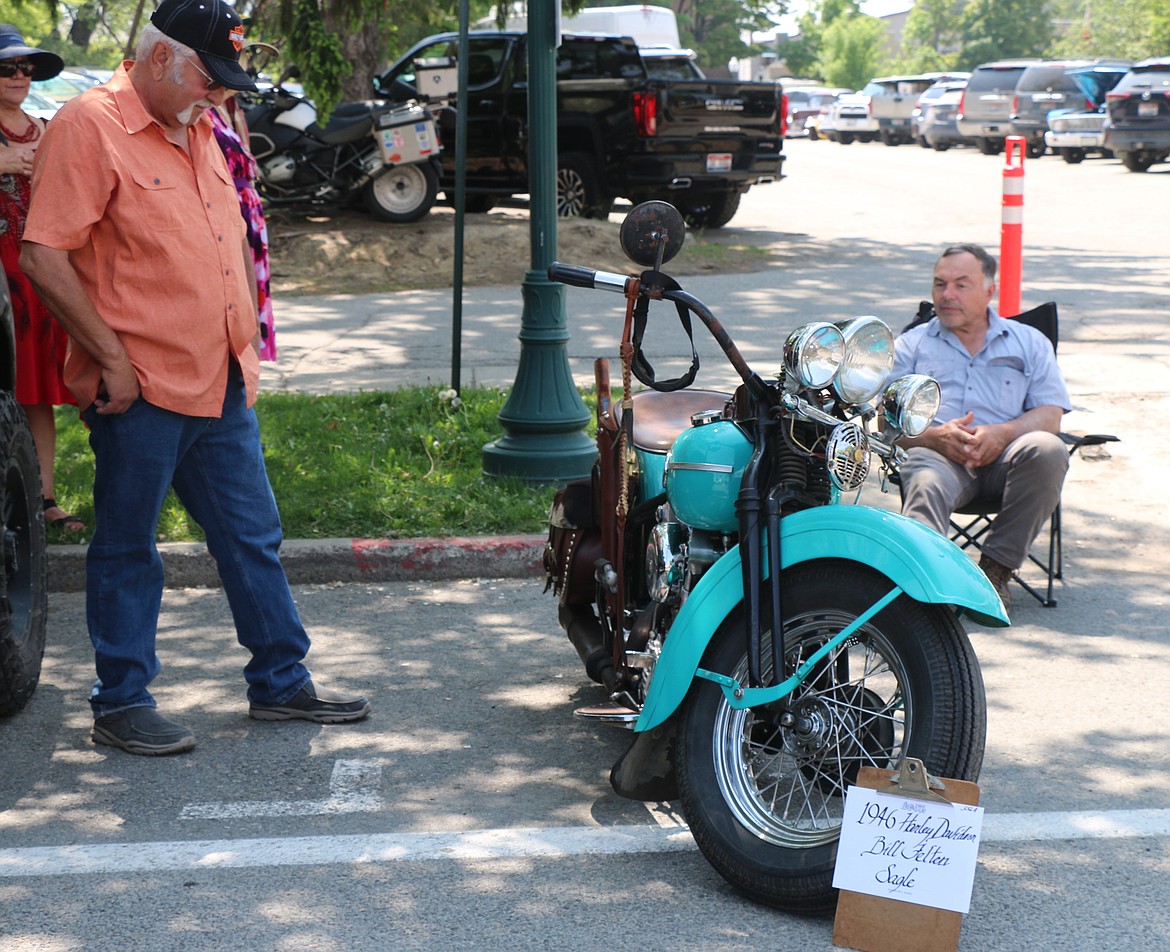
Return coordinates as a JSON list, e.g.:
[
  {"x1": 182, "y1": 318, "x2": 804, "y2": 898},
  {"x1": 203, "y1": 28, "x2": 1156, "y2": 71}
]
[
  {"x1": 180, "y1": 760, "x2": 383, "y2": 819},
  {"x1": 2, "y1": 808, "x2": 1168, "y2": 879}
]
